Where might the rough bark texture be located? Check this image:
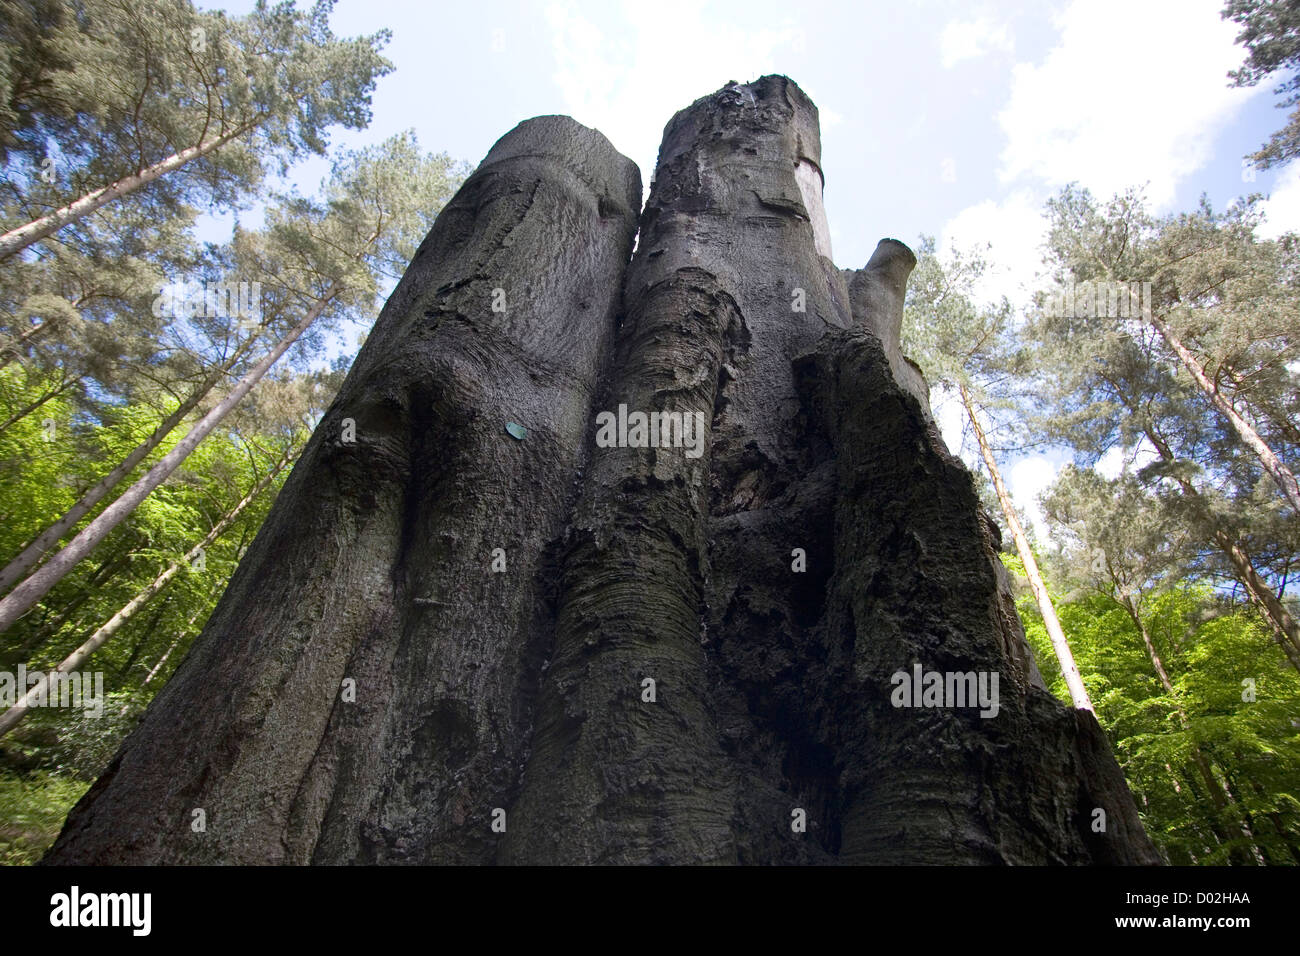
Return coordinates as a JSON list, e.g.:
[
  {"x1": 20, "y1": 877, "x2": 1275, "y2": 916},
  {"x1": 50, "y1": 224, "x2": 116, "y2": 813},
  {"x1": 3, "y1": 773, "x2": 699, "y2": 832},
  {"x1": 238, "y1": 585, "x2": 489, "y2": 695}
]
[
  {"x1": 45, "y1": 77, "x2": 1160, "y2": 865},
  {"x1": 45, "y1": 114, "x2": 642, "y2": 864}
]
